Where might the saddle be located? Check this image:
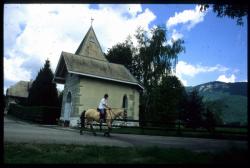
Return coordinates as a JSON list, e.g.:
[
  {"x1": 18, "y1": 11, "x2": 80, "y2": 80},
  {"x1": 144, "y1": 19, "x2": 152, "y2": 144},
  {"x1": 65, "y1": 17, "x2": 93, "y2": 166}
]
[{"x1": 97, "y1": 108, "x2": 106, "y2": 122}]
